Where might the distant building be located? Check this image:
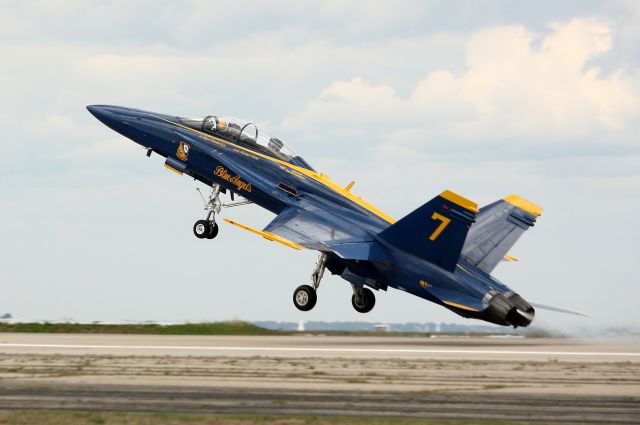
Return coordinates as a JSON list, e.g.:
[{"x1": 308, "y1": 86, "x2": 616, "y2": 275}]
[
  {"x1": 297, "y1": 320, "x2": 305, "y2": 332},
  {"x1": 374, "y1": 324, "x2": 390, "y2": 332}
]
